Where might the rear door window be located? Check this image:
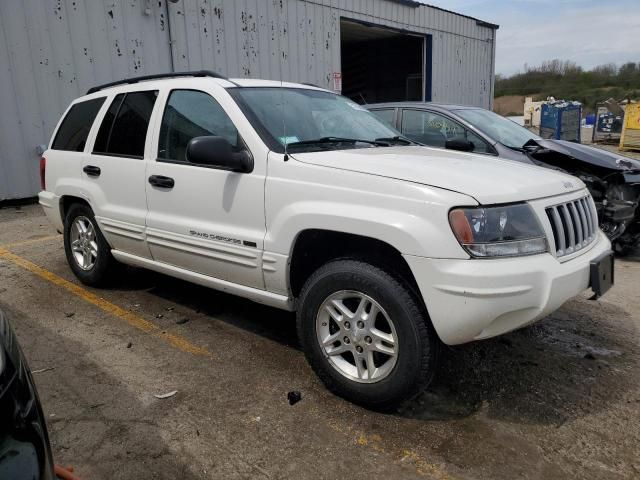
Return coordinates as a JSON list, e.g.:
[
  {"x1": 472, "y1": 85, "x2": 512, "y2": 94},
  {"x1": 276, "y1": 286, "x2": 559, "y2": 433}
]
[
  {"x1": 93, "y1": 94, "x2": 124, "y2": 153},
  {"x1": 93, "y1": 90, "x2": 158, "y2": 158},
  {"x1": 51, "y1": 97, "x2": 106, "y2": 151}
]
